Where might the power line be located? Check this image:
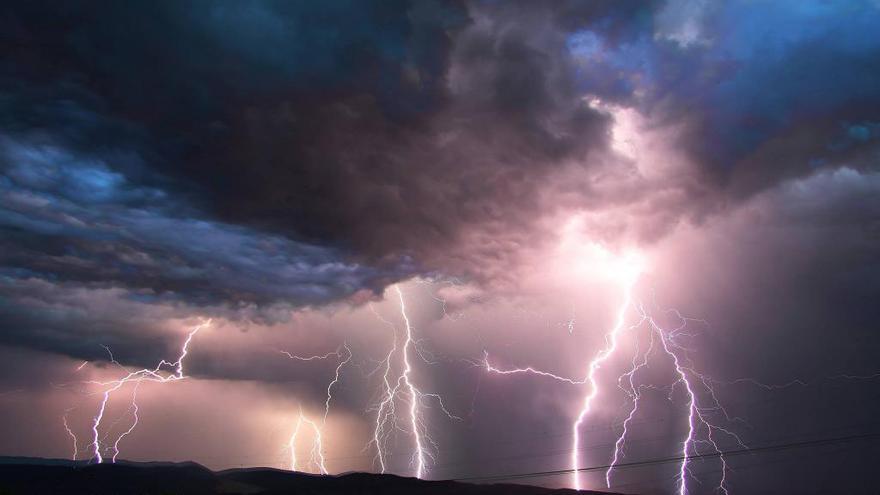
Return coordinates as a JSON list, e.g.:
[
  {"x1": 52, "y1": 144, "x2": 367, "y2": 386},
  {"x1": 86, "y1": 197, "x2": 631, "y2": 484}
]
[
  {"x1": 152, "y1": 418, "x2": 880, "y2": 474},
  {"x1": 451, "y1": 431, "x2": 880, "y2": 483}
]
